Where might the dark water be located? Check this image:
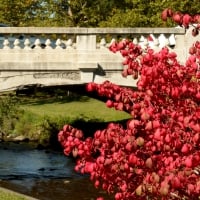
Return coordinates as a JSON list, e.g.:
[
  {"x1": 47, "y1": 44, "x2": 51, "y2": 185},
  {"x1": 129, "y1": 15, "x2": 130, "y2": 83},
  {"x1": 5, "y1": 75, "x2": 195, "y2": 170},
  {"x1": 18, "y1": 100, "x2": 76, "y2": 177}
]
[{"x1": 0, "y1": 142, "x2": 113, "y2": 200}]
